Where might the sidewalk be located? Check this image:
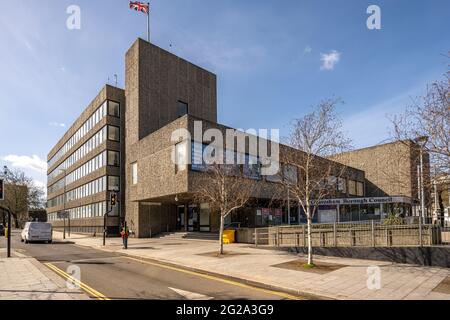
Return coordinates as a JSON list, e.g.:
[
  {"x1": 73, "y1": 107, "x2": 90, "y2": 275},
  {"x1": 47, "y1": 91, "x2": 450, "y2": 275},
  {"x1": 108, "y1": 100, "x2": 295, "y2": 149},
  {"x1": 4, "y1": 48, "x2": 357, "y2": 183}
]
[
  {"x1": 0, "y1": 249, "x2": 89, "y2": 300},
  {"x1": 54, "y1": 232, "x2": 450, "y2": 300}
]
